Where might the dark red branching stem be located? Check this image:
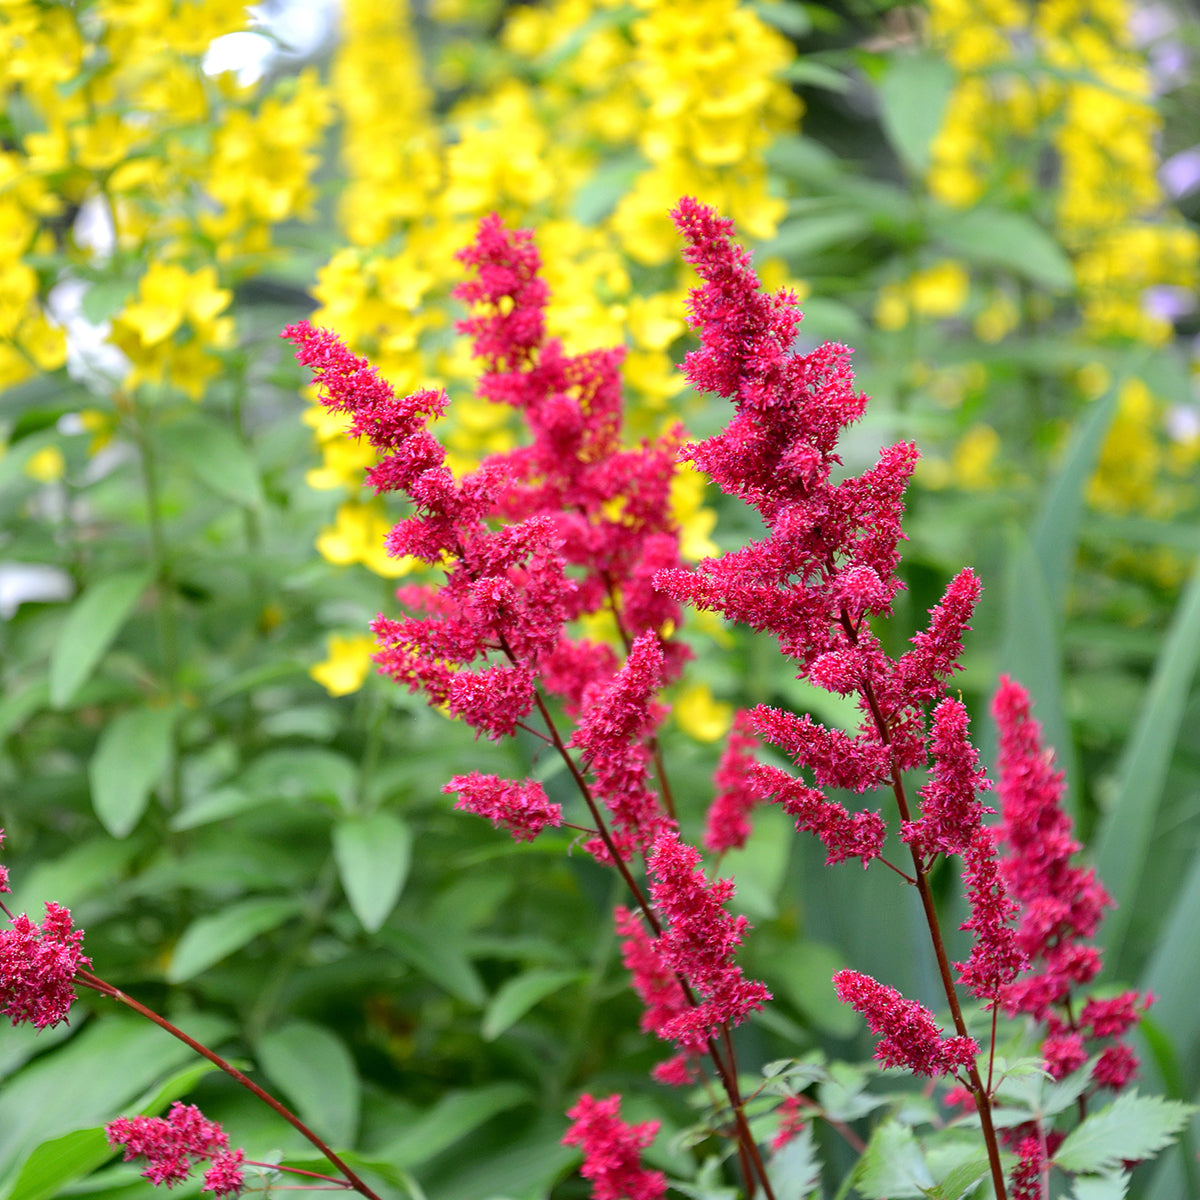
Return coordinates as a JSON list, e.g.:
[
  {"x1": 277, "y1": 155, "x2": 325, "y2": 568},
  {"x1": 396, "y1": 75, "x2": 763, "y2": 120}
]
[{"x1": 77, "y1": 970, "x2": 382, "y2": 1200}]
